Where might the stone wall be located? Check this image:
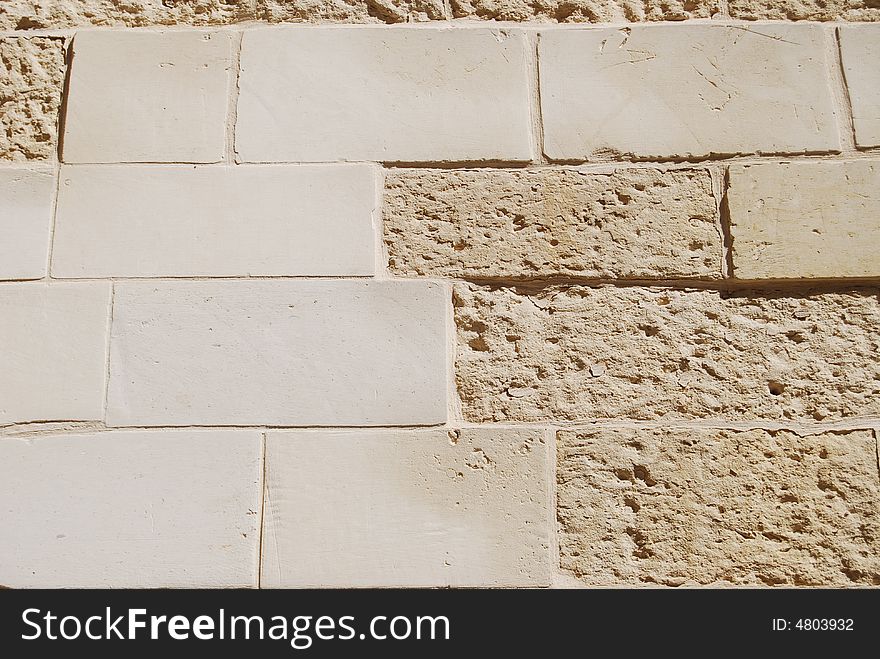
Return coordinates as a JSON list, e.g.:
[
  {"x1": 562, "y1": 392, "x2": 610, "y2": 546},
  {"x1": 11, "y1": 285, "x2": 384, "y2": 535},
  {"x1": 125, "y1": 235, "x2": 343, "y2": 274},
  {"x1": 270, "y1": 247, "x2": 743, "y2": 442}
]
[{"x1": 0, "y1": 16, "x2": 878, "y2": 587}]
